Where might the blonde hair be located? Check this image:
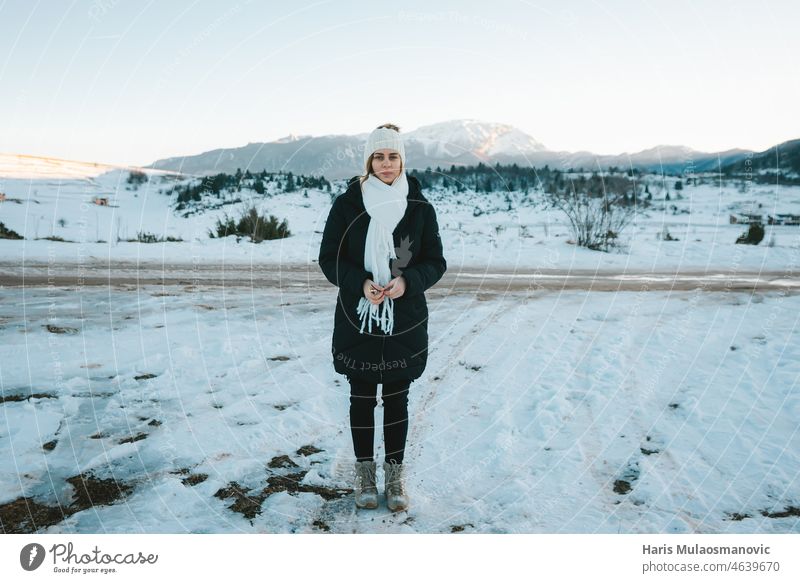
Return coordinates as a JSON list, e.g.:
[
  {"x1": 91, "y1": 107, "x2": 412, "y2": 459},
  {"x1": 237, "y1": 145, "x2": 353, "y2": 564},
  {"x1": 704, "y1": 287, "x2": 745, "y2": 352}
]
[{"x1": 360, "y1": 123, "x2": 403, "y2": 184}]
